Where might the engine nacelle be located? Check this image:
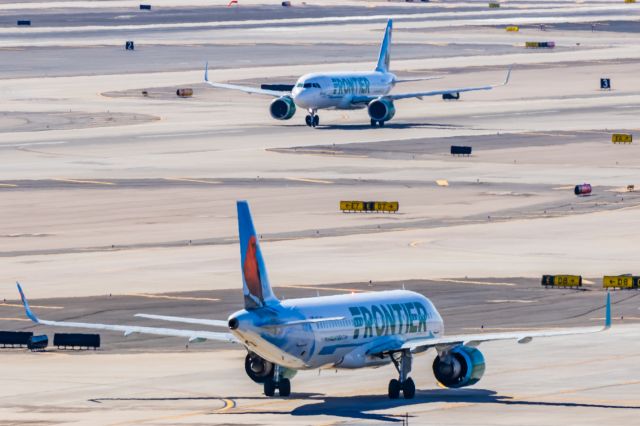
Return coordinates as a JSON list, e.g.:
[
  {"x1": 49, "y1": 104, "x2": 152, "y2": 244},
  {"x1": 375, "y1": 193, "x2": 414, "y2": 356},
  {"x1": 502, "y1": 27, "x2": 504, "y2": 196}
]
[
  {"x1": 269, "y1": 96, "x2": 296, "y2": 120},
  {"x1": 432, "y1": 346, "x2": 485, "y2": 388},
  {"x1": 244, "y1": 352, "x2": 274, "y2": 383},
  {"x1": 367, "y1": 98, "x2": 396, "y2": 122}
]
